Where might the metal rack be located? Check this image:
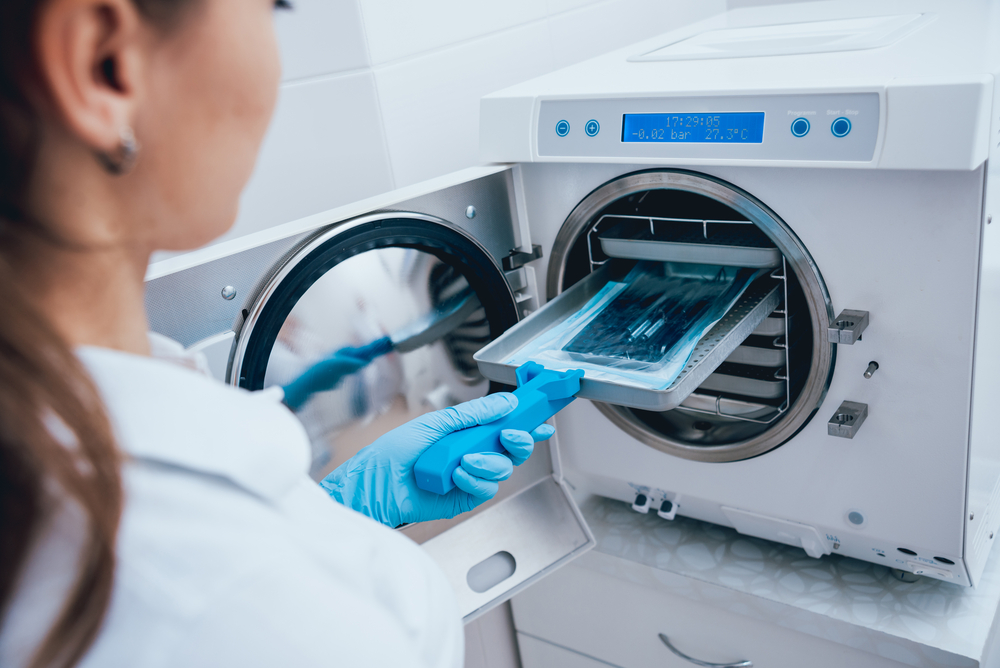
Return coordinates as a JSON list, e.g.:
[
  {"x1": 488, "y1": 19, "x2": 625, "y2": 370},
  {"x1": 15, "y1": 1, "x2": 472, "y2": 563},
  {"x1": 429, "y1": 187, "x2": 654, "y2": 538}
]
[
  {"x1": 584, "y1": 215, "x2": 793, "y2": 426},
  {"x1": 674, "y1": 263, "x2": 791, "y2": 425}
]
